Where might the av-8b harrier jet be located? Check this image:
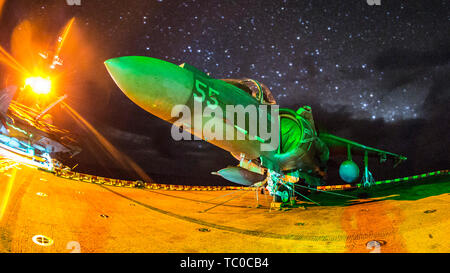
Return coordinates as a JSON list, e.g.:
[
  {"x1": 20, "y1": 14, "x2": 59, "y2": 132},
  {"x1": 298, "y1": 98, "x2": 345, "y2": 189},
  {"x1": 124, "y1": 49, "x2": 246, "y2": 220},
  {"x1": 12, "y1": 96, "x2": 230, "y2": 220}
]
[{"x1": 105, "y1": 56, "x2": 406, "y2": 202}]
